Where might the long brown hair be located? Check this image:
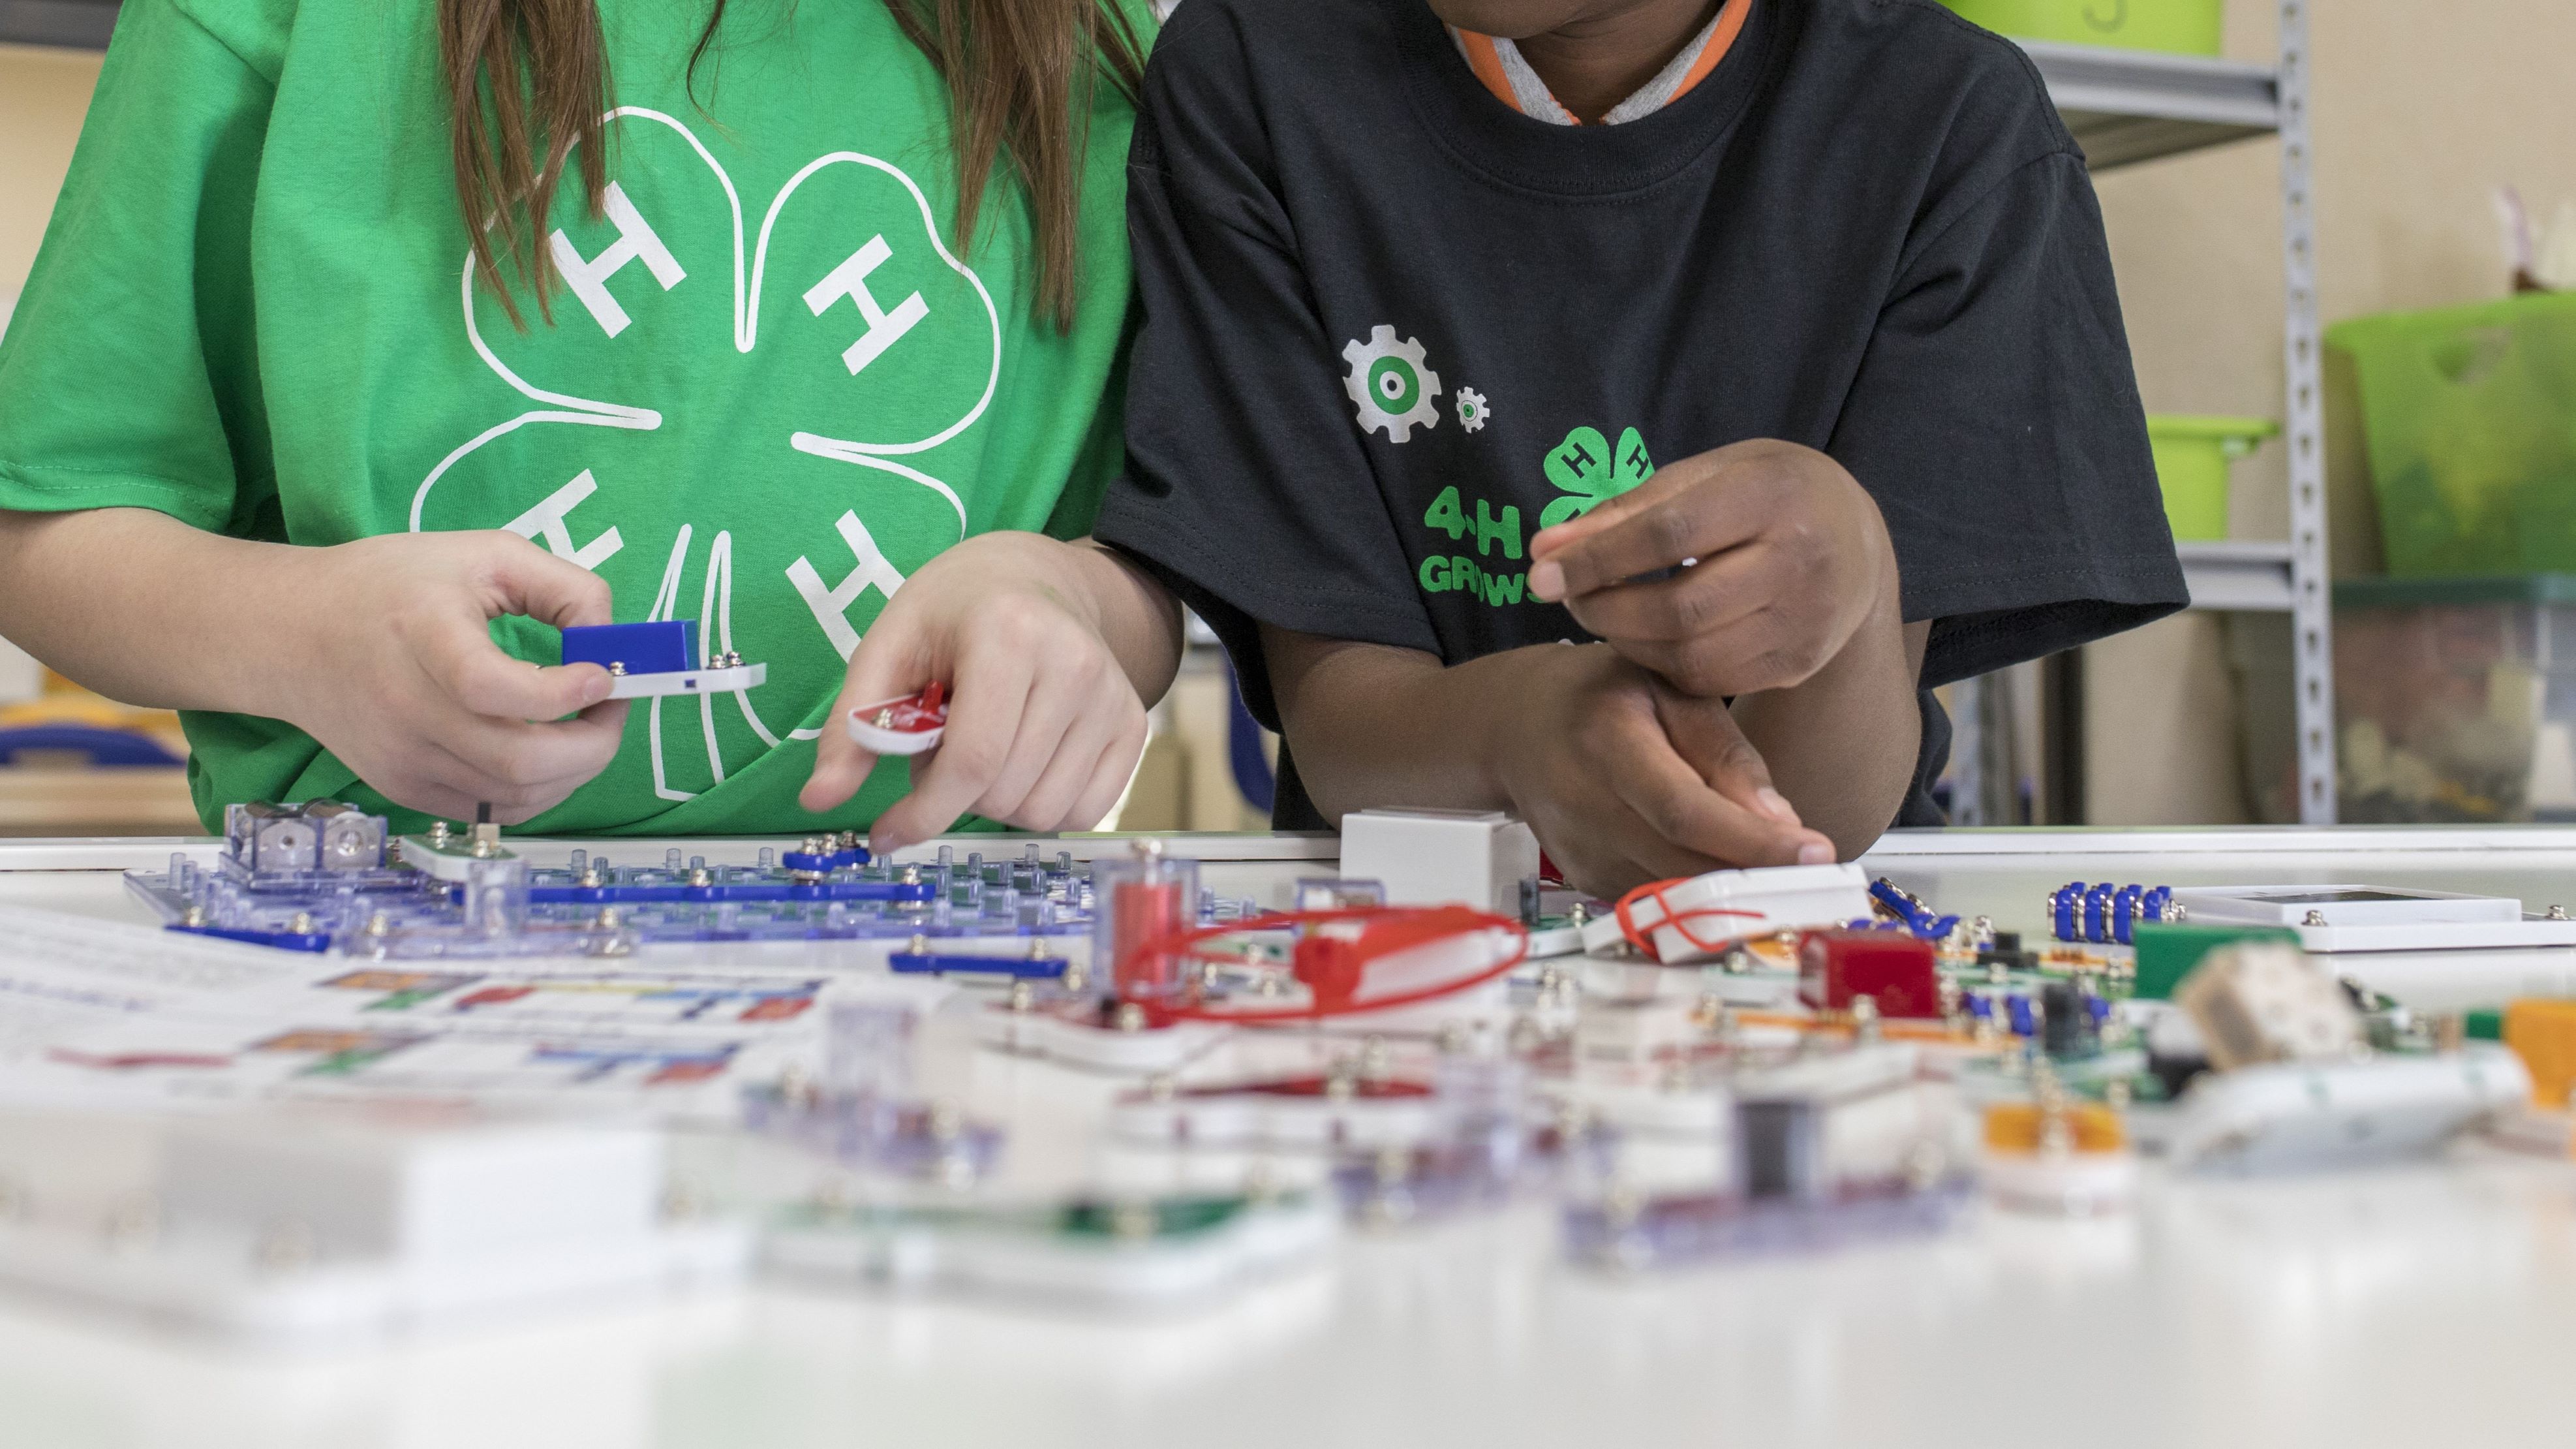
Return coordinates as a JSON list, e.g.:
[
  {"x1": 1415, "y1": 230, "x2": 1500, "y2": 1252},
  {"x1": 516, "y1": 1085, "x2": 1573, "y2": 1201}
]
[{"x1": 440, "y1": 0, "x2": 1146, "y2": 330}]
